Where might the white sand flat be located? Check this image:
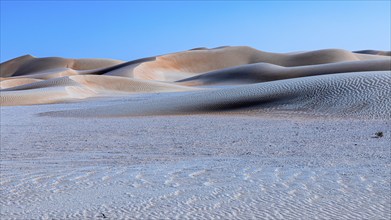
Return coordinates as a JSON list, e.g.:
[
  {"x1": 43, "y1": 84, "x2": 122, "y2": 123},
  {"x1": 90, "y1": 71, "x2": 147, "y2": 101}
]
[
  {"x1": 1, "y1": 105, "x2": 390, "y2": 219},
  {"x1": 1, "y1": 47, "x2": 390, "y2": 219}
]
